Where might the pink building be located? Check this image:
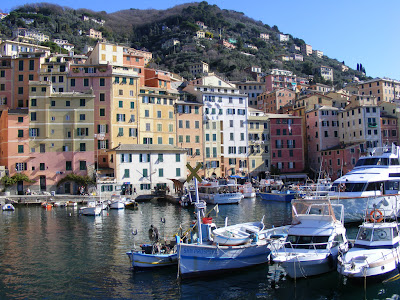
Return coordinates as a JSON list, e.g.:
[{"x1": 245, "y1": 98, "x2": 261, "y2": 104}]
[
  {"x1": 306, "y1": 106, "x2": 340, "y2": 174},
  {"x1": 319, "y1": 143, "x2": 361, "y2": 180},
  {"x1": 381, "y1": 115, "x2": 398, "y2": 146},
  {"x1": 0, "y1": 57, "x2": 12, "y2": 110},
  {"x1": 269, "y1": 115, "x2": 304, "y2": 174},
  {"x1": 0, "y1": 109, "x2": 30, "y2": 194},
  {"x1": 263, "y1": 73, "x2": 297, "y2": 92},
  {"x1": 257, "y1": 88, "x2": 295, "y2": 113}
]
